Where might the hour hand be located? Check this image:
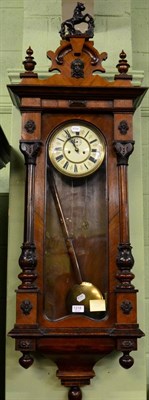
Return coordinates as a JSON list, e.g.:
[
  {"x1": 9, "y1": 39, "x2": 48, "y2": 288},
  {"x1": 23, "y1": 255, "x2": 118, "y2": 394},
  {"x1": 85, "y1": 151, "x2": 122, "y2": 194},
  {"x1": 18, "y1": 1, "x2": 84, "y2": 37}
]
[{"x1": 64, "y1": 130, "x2": 79, "y2": 152}]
